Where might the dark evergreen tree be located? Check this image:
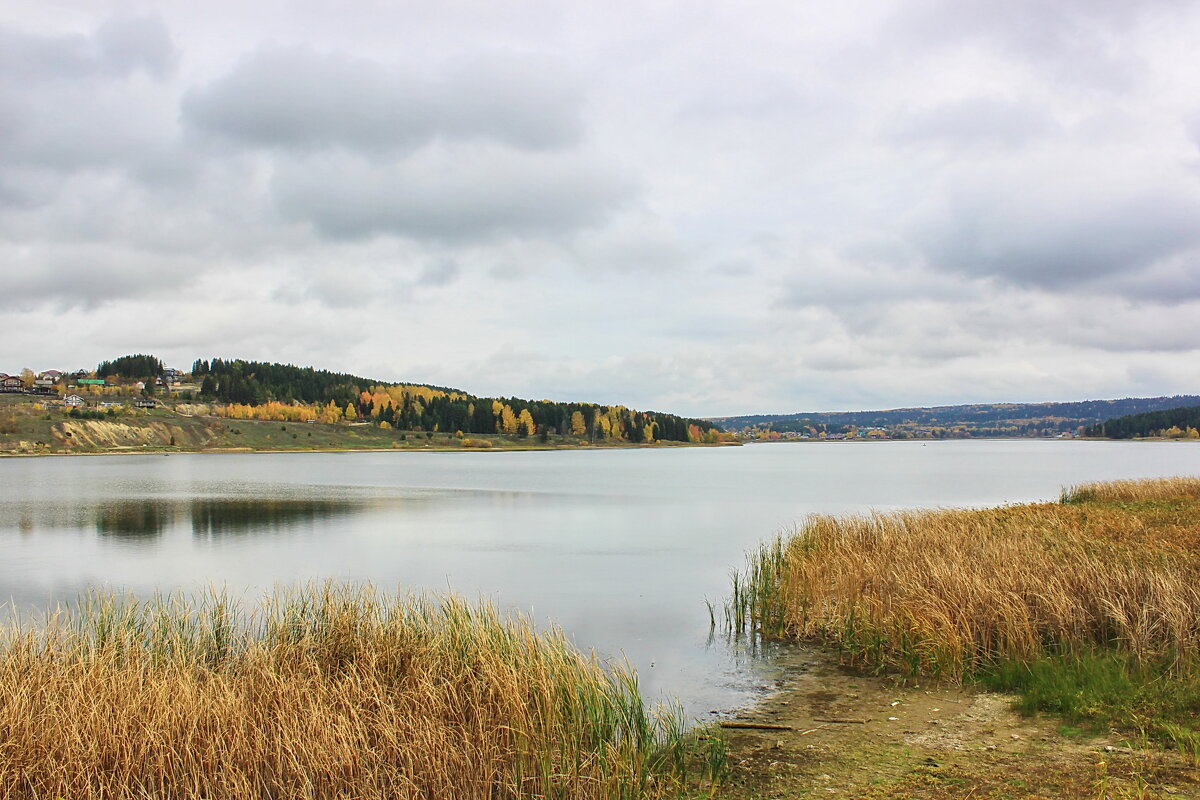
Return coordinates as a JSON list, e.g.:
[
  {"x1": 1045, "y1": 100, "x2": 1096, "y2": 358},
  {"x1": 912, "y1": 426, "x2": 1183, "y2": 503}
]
[{"x1": 97, "y1": 354, "x2": 164, "y2": 380}]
